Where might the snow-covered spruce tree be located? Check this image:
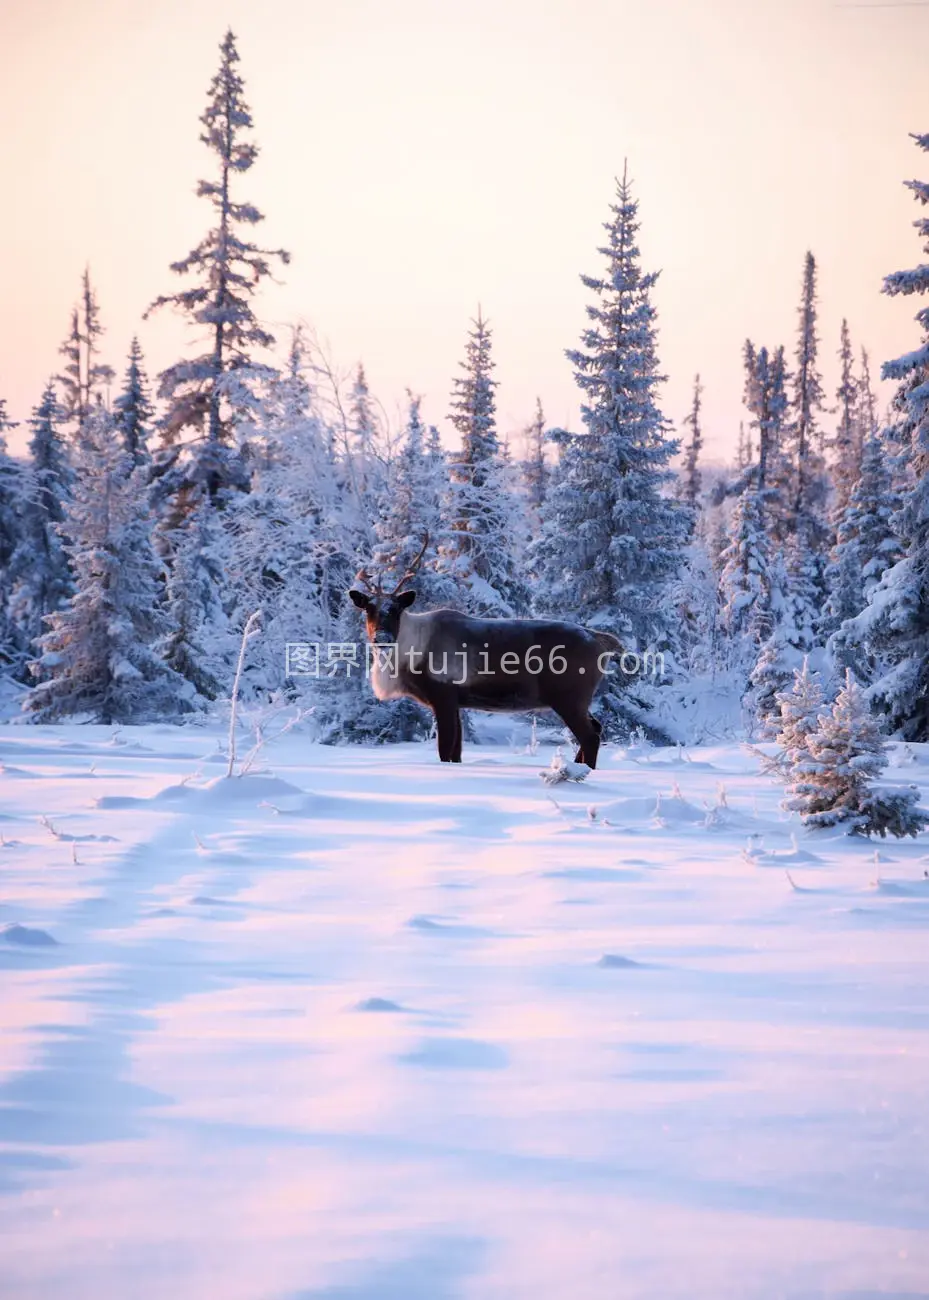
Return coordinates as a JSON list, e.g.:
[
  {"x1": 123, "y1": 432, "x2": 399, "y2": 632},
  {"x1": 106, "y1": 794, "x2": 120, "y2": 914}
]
[
  {"x1": 445, "y1": 309, "x2": 530, "y2": 616},
  {"x1": 667, "y1": 378, "x2": 719, "y2": 681},
  {"x1": 750, "y1": 255, "x2": 829, "y2": 667},
  {"x1": 56, "y1": 269, "x2": 115, "y2": 437},
  {"x1": 785, "y1": 519, "x2": 821, "y2": 654},
  {"x1": 0, "y1": 400, "x2": 24, "y2": 671},
  {"x1": 773, "y1": 259, "x2": 830, "y2": 648},
  {"x1": 736, "y1": 420, "x2": 751, "y2": 471},
  {"x1": 774, "y1": 657, "x2": 826, "y2": 772},
  {"x1": 666, "y1": 535, "x2": 723, "y2": 682},
  {"x1": 743, "y1": 342, "x2": 791, "y2": 535},
  {"x1": 714, "y1": 340, "x2": 797, "y2": 727},
  {"x1": 831, "y1": 319, "x2": 860, "y2": 519},
  {"x1": 843, "y1": 132, "x2": 929, "y2": 740},
  {"x1": 9, "y1": 382, "x2": 73, "y2": 656},
  {"x1": 746, "y1": 551, "x2": 798, "y2": 734},
  {"x1": 678, "y1": 374, "x2": 703, "y2": 512},
  {"x1": 113, "y1": 337, "x2": 153, "y2": 469},
  {"x1": 702, "y1": 501, "x2": 730, "y2": 576},
  {"x1": 792, "y1": 251, "x2": 827, "y2": 469},
  {"x1": 857, "y1": 347, "x2": 878, "y2": 449},
  {"x1": 522, "y1": 397, "x2": 550, "y2": 529},
  {"x1": 532, "y1": 170, "x2": 687, "y2": 735},
  {"x1": 785, "y1": 671, "x2": 928, "y2": 837},
  {"x1": 718, "y1": 487, "x2": 770, "y2": 655},
  {"x1": 341, "y1": 361, "x2": 388, "y2": 526},
  {"x1": 826, "y1": 429, "x2": 901, "y2": 653},
  {"x1": 788, "y1": 252, "x2": 830, "y2": 584},
  {"x1": 146, "y1": 28, "x2": 289, "y2": 499},
  {"x1": 57, "y1": 309, "x2": 83, "y2": 430},
  {"x1": 348, "y1": 363, "x2": 379, "y2": 463},
  {"x1": 158, "y1": 500, "x2": 234, "y2": 705},
  {"x1": 26, "y1": 409, "x2": 191, "y2": 724},
  {"x1": 312, "y1": 392, "x2": 455, "y2": 744},
  {"x1": 750, "y1": 514, "x2": 826, "y2": 735},
  {"x1": 372, "y1": 393, "x2": 454, "y2": 605}
]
